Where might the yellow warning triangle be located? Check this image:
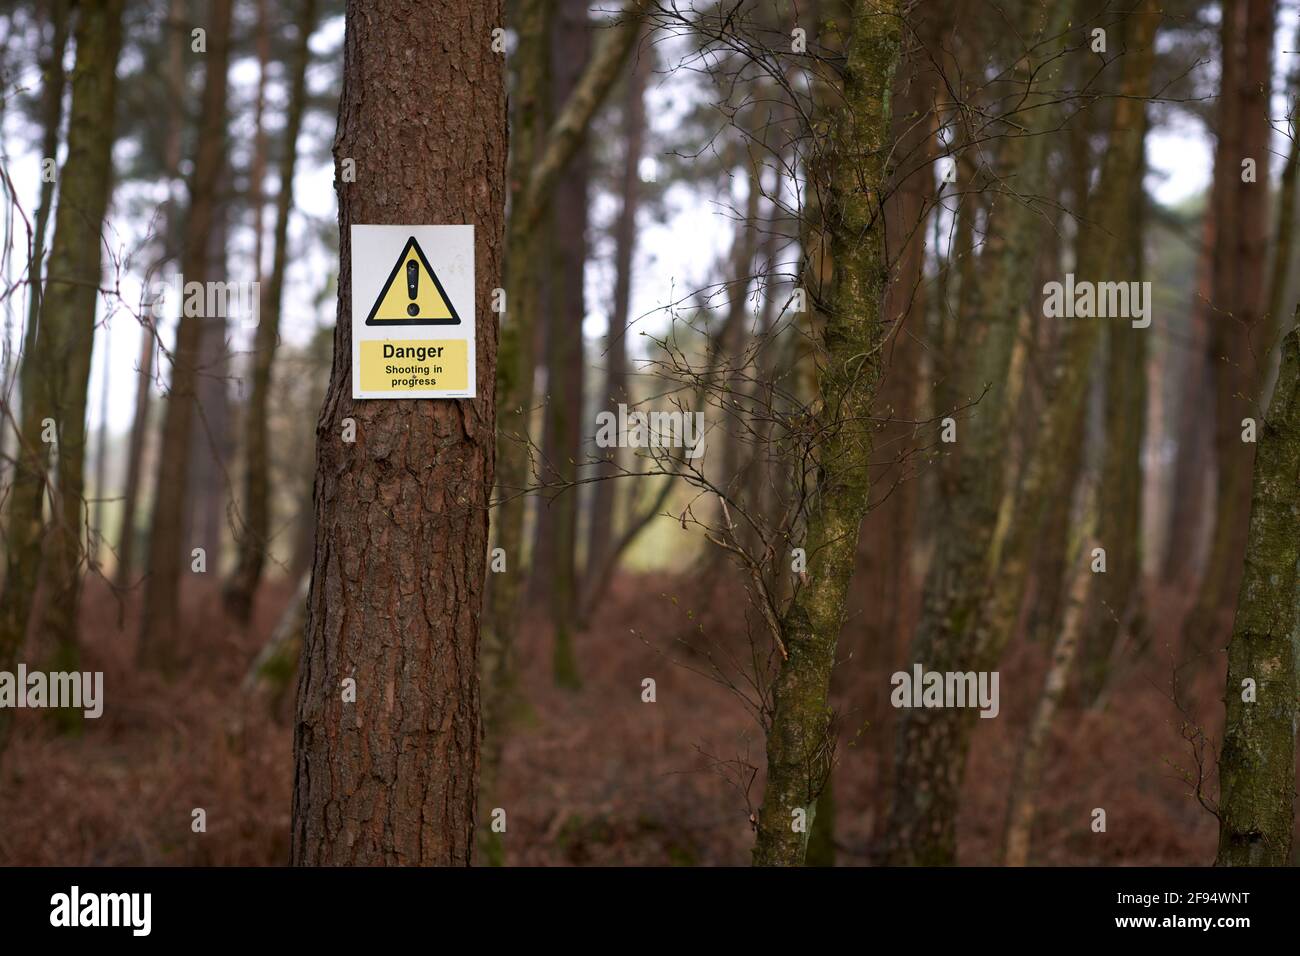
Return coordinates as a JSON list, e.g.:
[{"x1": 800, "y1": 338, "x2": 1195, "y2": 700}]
[{"x1": 365, "y1": 236, "x2": 462, "y2": 326}]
